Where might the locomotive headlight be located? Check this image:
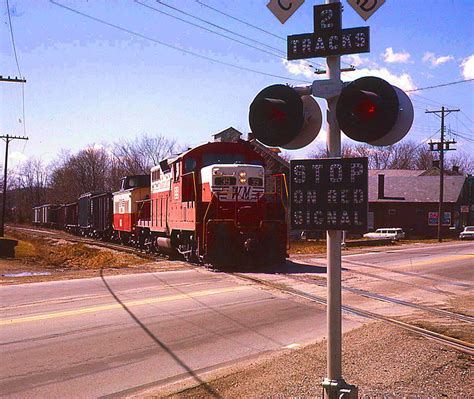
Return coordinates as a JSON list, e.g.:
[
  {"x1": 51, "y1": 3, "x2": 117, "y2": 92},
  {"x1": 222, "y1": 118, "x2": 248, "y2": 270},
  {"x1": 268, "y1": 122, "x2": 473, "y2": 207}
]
[
  {"x1": 213, "y1": 168, "x2": 223, "y2": 176},
  {"x1": 239, "y1": 171, "x2": 247, "y2": 184}
]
